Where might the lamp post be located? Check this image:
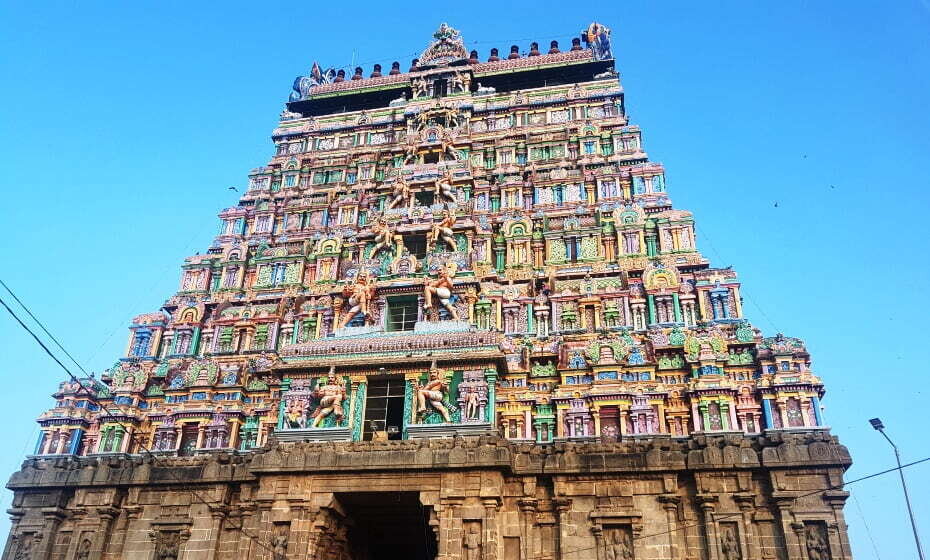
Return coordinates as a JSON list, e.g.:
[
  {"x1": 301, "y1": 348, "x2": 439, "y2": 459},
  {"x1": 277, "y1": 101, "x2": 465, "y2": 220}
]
[{"x1": 869, "y1": 418, "x2": 925, "y2": 560}]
